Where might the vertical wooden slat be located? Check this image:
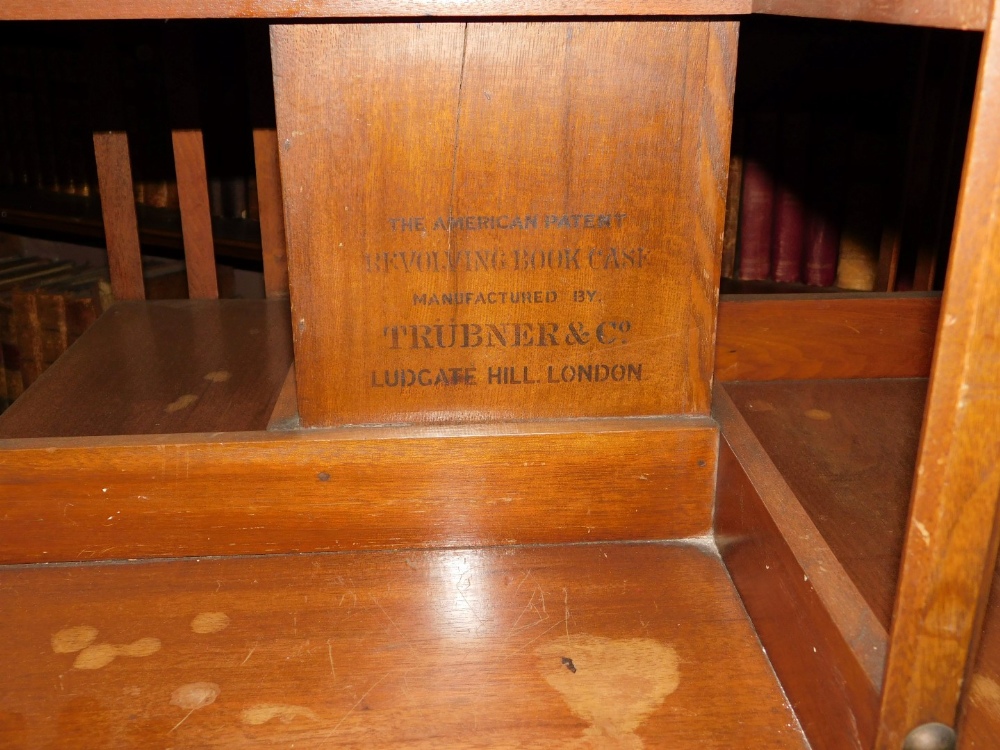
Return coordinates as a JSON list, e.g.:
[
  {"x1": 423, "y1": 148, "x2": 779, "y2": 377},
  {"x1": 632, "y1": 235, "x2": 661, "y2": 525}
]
[
  {"x1": 253, "y1": 128, "x2": 288, "y2": 299},
  {"x1": 93, "y1": 131, "x2": 144, "y2": 301},
  {"x1": 171, "y1": 128, "x2": 218, "y2": 299},
  {"x1": 164, "y1": 25, "x2": 218, "y2": 300},
  {"x1": 876, "y1": 0, "x2": 1000, "y2": 745},
  {"x1": 246, "y1": 23, "x2": 289, "y2": 299}
]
